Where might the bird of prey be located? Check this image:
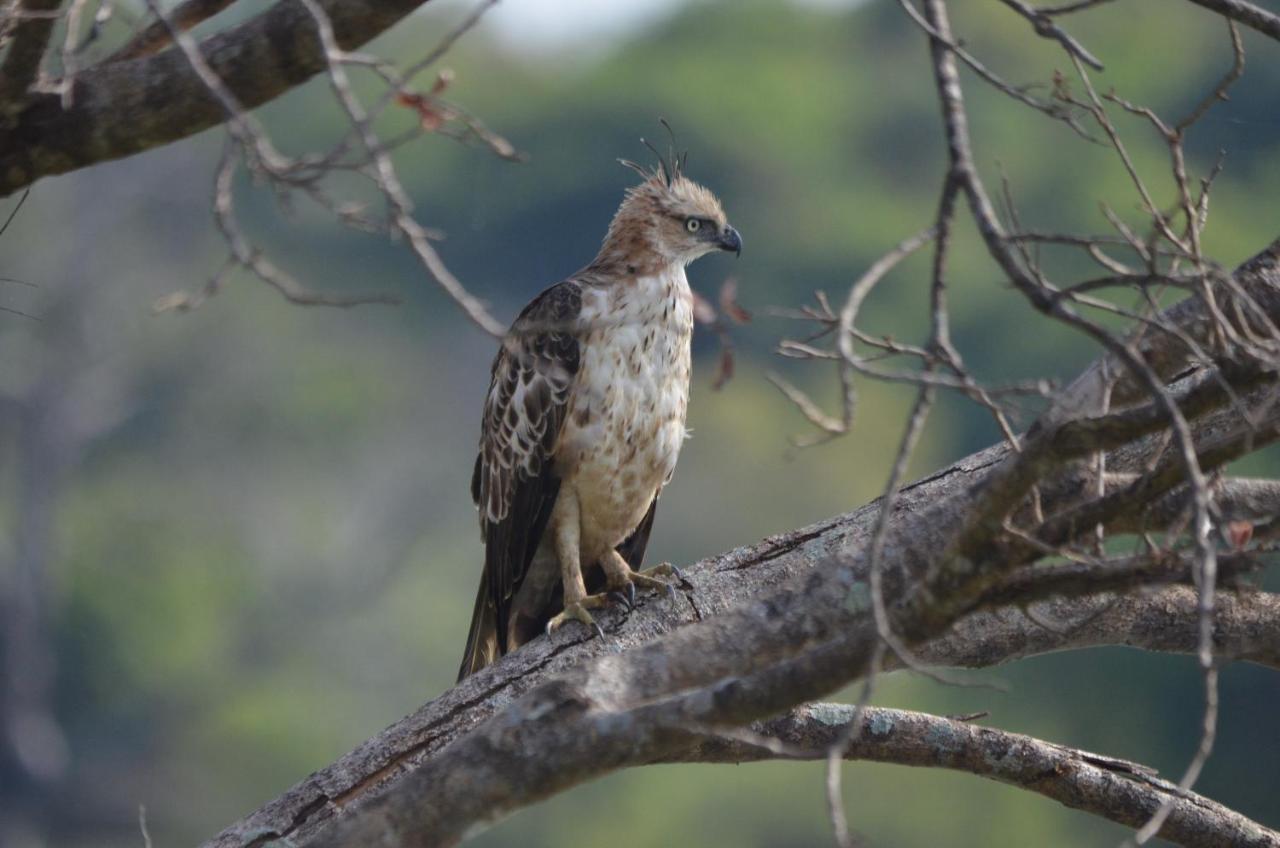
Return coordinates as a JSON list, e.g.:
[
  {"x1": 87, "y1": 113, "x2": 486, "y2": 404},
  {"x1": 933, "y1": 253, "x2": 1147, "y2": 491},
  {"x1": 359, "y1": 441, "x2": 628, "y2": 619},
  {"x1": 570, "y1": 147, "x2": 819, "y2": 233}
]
[{"x1": 458, "y1": 151, "x2": 741, "y2": 680}]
